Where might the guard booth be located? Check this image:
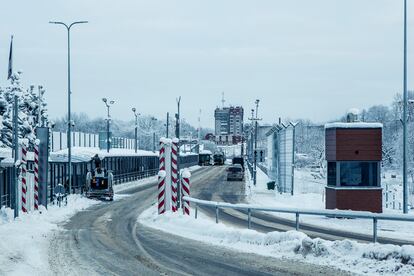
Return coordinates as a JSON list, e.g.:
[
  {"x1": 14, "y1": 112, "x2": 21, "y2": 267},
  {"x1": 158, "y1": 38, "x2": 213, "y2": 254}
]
[{"x1": 325, "y1": 115, "x2": 383, "y2": 213}]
